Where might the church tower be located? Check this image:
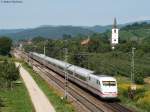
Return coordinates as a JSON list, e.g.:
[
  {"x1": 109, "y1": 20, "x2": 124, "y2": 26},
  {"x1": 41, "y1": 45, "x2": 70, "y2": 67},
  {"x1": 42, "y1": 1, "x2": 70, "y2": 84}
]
[{"x1": 111, "y1": 18, "x2": 119, "y2": 49}]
